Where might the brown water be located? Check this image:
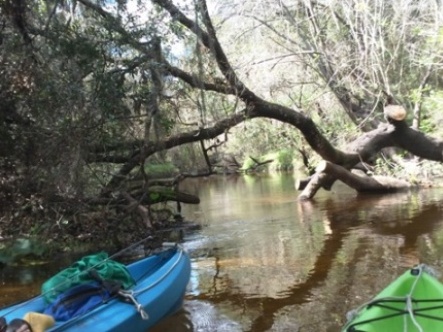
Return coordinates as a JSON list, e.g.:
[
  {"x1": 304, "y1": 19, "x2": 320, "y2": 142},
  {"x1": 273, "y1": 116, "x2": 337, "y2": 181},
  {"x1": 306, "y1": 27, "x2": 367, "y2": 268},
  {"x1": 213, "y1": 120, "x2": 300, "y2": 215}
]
[
  {"x1": 3, "y1": 173, "x2": 443, "y2": 331},
  {"x1": 152, "y1": 173, "x2": 443, "y2": 332}
]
